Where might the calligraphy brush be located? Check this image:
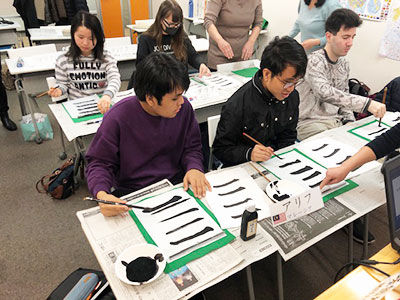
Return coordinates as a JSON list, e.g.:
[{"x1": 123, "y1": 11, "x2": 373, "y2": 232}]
[
  {"x1": 36, "y1": 85, "x2": 60, "y2": 98},
  {"x1": 83, "y1": 197, "x2": 152, "y2": 212},
  {"x1": 242, "y1": 132, "x2": 283, "y2": 159},
  {"x1": 249, "y1": 162, "x2": 271, "y2": 183},
  {"x1": 378, "y1": 87, "x2": 388, "y2": 127}
]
